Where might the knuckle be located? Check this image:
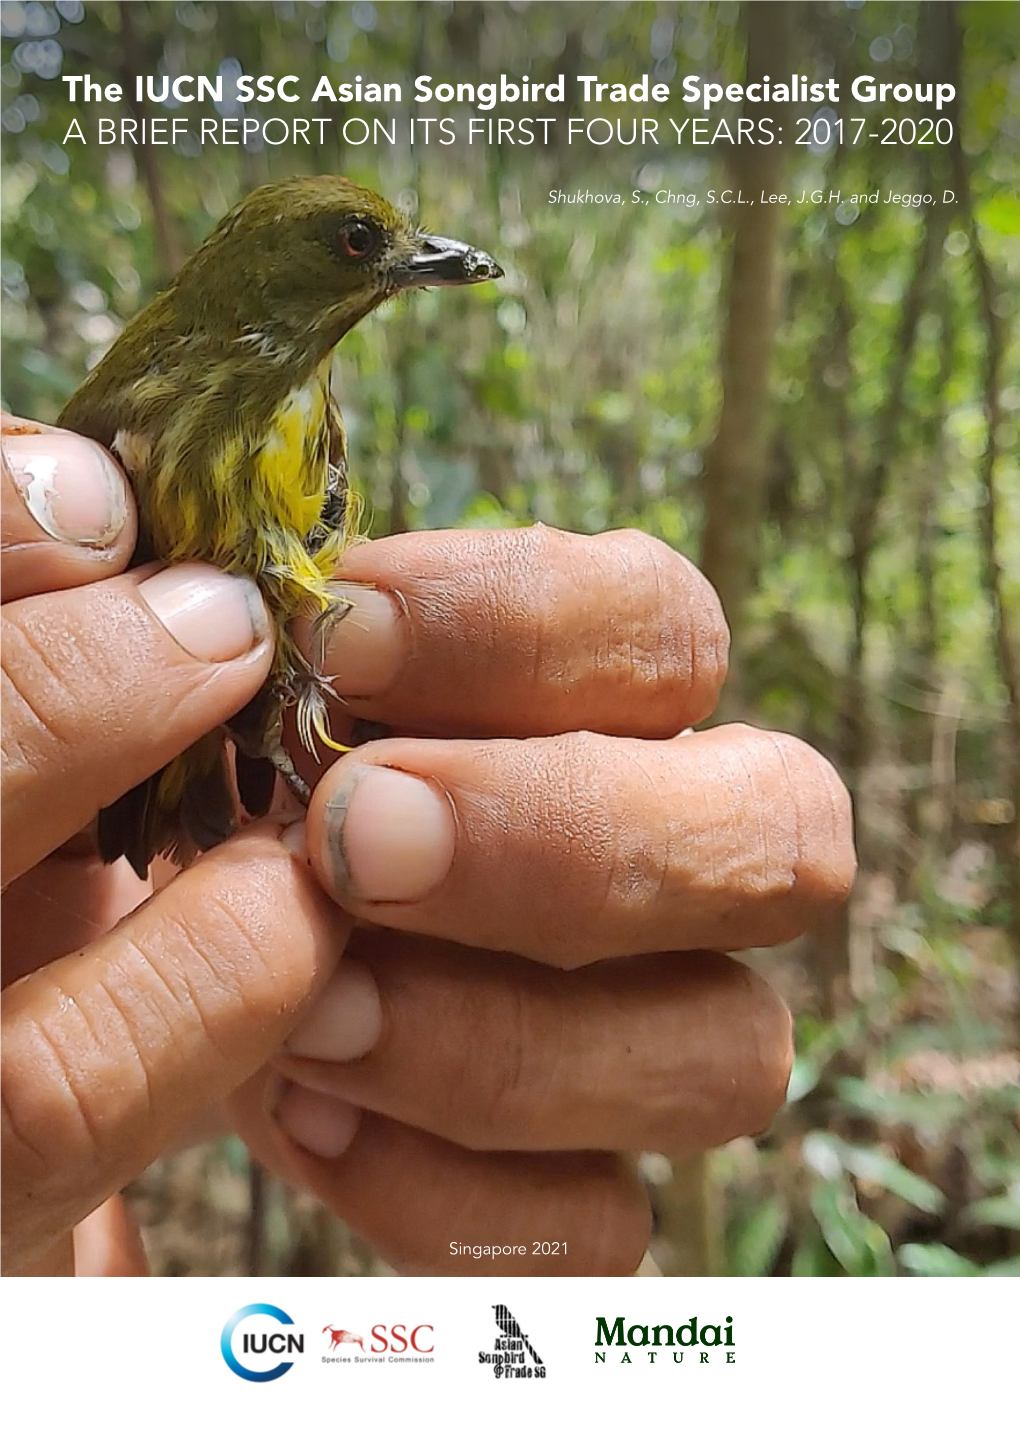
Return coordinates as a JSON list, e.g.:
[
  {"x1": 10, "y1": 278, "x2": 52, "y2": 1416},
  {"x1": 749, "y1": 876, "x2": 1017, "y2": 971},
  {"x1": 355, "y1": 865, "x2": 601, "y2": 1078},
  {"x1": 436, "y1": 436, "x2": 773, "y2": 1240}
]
[
  {"x1": 726, "y1": 728, "x2": 856, "y2": 940},
  {"x1": 515, "y1": 733, "x2": 614, "y2": 967},
  {"x1": 776, "y1": 733, "x2": 857, "y2": 913},
  {"x1": 520, "y1": 732, "x2": 671, "y2": 968},
  {"x1": 597, "y1": 530, "x2": 729, "y2": 729}
]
